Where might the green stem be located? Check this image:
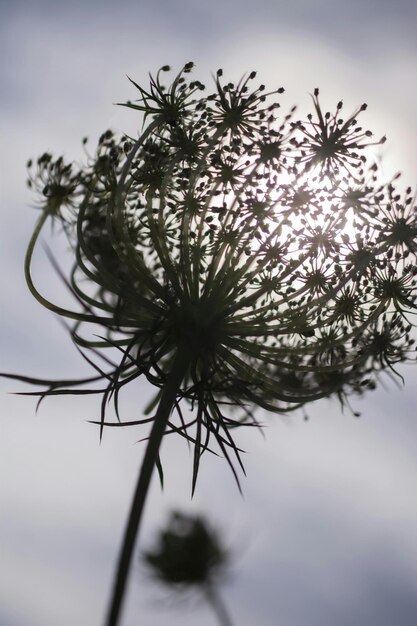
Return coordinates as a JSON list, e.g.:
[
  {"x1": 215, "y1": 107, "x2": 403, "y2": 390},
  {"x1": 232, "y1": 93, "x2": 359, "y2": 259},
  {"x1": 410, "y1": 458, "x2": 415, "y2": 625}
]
[
  {"x1": 203, "y1": 583, "x2": 235, "y2": 626},
  {"x1": 105, "y1": 347, "x2": 190, "y2": 626}
]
